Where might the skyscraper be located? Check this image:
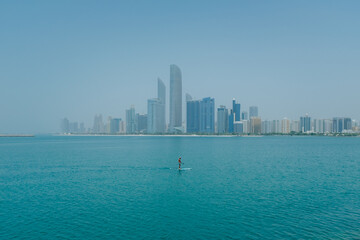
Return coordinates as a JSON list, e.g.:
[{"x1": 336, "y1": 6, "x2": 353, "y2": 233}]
[
  {"x1": 147, "y1": 79, "x2": 165, "y2": 134},
  {"x1": 249, "y1": 106, "x2": 258, "y2": 118},
  {"x1": 136, "y1": 114, "x2": 147, "y2": 133},
  {"x1": 300, "y1": 114, "x2": 311, "y2": 133},
  {"x1": 186, "y1": 99, "x2": 200, "y2": 133},
  {"x1": 228, "y1": 110, "x2": 234, "y2": 133},
  {"x1": 232, "y1": 98, "x2": 241, "y2": 121},
  {"x1": 272, "y1": 120, "x2": 281, "y2": 133},
  {"x1": 290, "y1": 120, "x2": 300, "y2": 132},
  {"x1": 61, "y1": 118, "x2": 70, "y2": 133},
  {"x1": 250, "y1": 117, "x2": 262, "y2": 134},
  {"x1": 110, "y1": 118, "x2": 122, "y2": 134},
  {"x1": 126, "y1": 106, "x2": 136, "y2": 134},
  {"x1": 69, "y1": 122, "x2": 79, "y2": 133},
  {"x1": 281, "y1": 118, "x2": 290, "y2": 134},
  {"x1": 93, "y1": 114, "x2": 104, "y2": 133},
  {"x1": 147, "y1": 99, "x2": 163, "y2": 134},
  {"x1": 242, "y1": 120, "x2": 250, "y2": 134},
  {"x1": 332, "y1": 117, "x2": 352, "y2": 133},
  {"x1": 241, "y1": 111, "x2": 248, "y2": 120},
  {"x1": 217, "y1": 105, "x2": 228, "y2": 134},
  {"x1": 186, "y1": 97, "x2": 215, "y2": 134},
  {"x1": 157, "y1": 78, "x2": 166, "y2": 133},
  {"x1": 200, "y1": 97, "x2": 215, "y2": 133},
  {"x1": 169, "y1": 64, "x2": 182, "y2": 133},
  {"x1": 79, "y1": 122, "x2": 85, "y2": 133},
  {"x1": 234, "y1": 122, "x2": 243, "y2": 134},
  {"x1": 261, "y1": 120, "x2": 272, "y2": 134}
]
